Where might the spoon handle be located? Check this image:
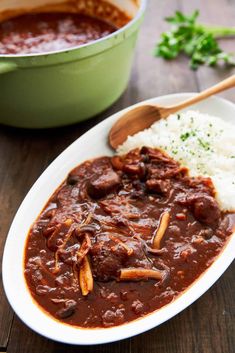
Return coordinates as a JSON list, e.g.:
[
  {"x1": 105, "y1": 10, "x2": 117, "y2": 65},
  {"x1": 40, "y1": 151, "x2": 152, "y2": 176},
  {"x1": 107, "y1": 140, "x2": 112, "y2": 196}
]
[{"x1": 166, "y1": 74, "x2": 235, "y2": 114}]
